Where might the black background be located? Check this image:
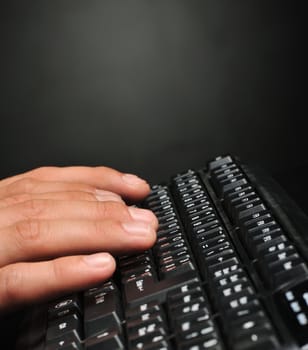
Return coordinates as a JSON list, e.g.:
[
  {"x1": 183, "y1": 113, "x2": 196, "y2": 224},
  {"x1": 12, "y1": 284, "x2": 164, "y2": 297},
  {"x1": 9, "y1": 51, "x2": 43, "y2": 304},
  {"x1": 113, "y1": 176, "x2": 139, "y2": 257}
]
[{"x1": 0, "y1": 0, "x2": 307, "y2": 208}]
